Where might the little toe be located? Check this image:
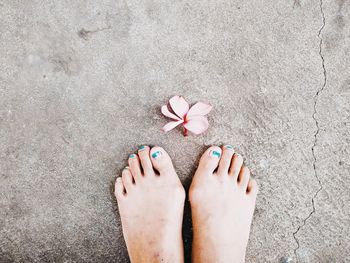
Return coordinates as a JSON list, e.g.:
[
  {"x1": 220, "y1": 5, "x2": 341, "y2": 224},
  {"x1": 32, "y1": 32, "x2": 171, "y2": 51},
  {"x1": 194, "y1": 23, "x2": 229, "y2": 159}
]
[
  {"x1": 114, "y1": 177, "x2": 126, "y2": 200},
  {"x1": 217, "y1": 145, "x2": 235, "y2": 176},
  {"x1": 247, "y1": 179, "x2": 259, "y2": 197},
  {"x1": 150, "y1": 146, "x2": 176, "y2": 176},
  {"x1": 229, "y1": 153, "x2": 244, "y2": 181},
  {"x1": 196, "y1": 146, "x2": 222, "y2": 175},
  {"x1": 128, "y1": 154, "x2": 142, "y2": 181},
  {"x1": 238, "y1": 166, "x2": 250, "y2": 190}
]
